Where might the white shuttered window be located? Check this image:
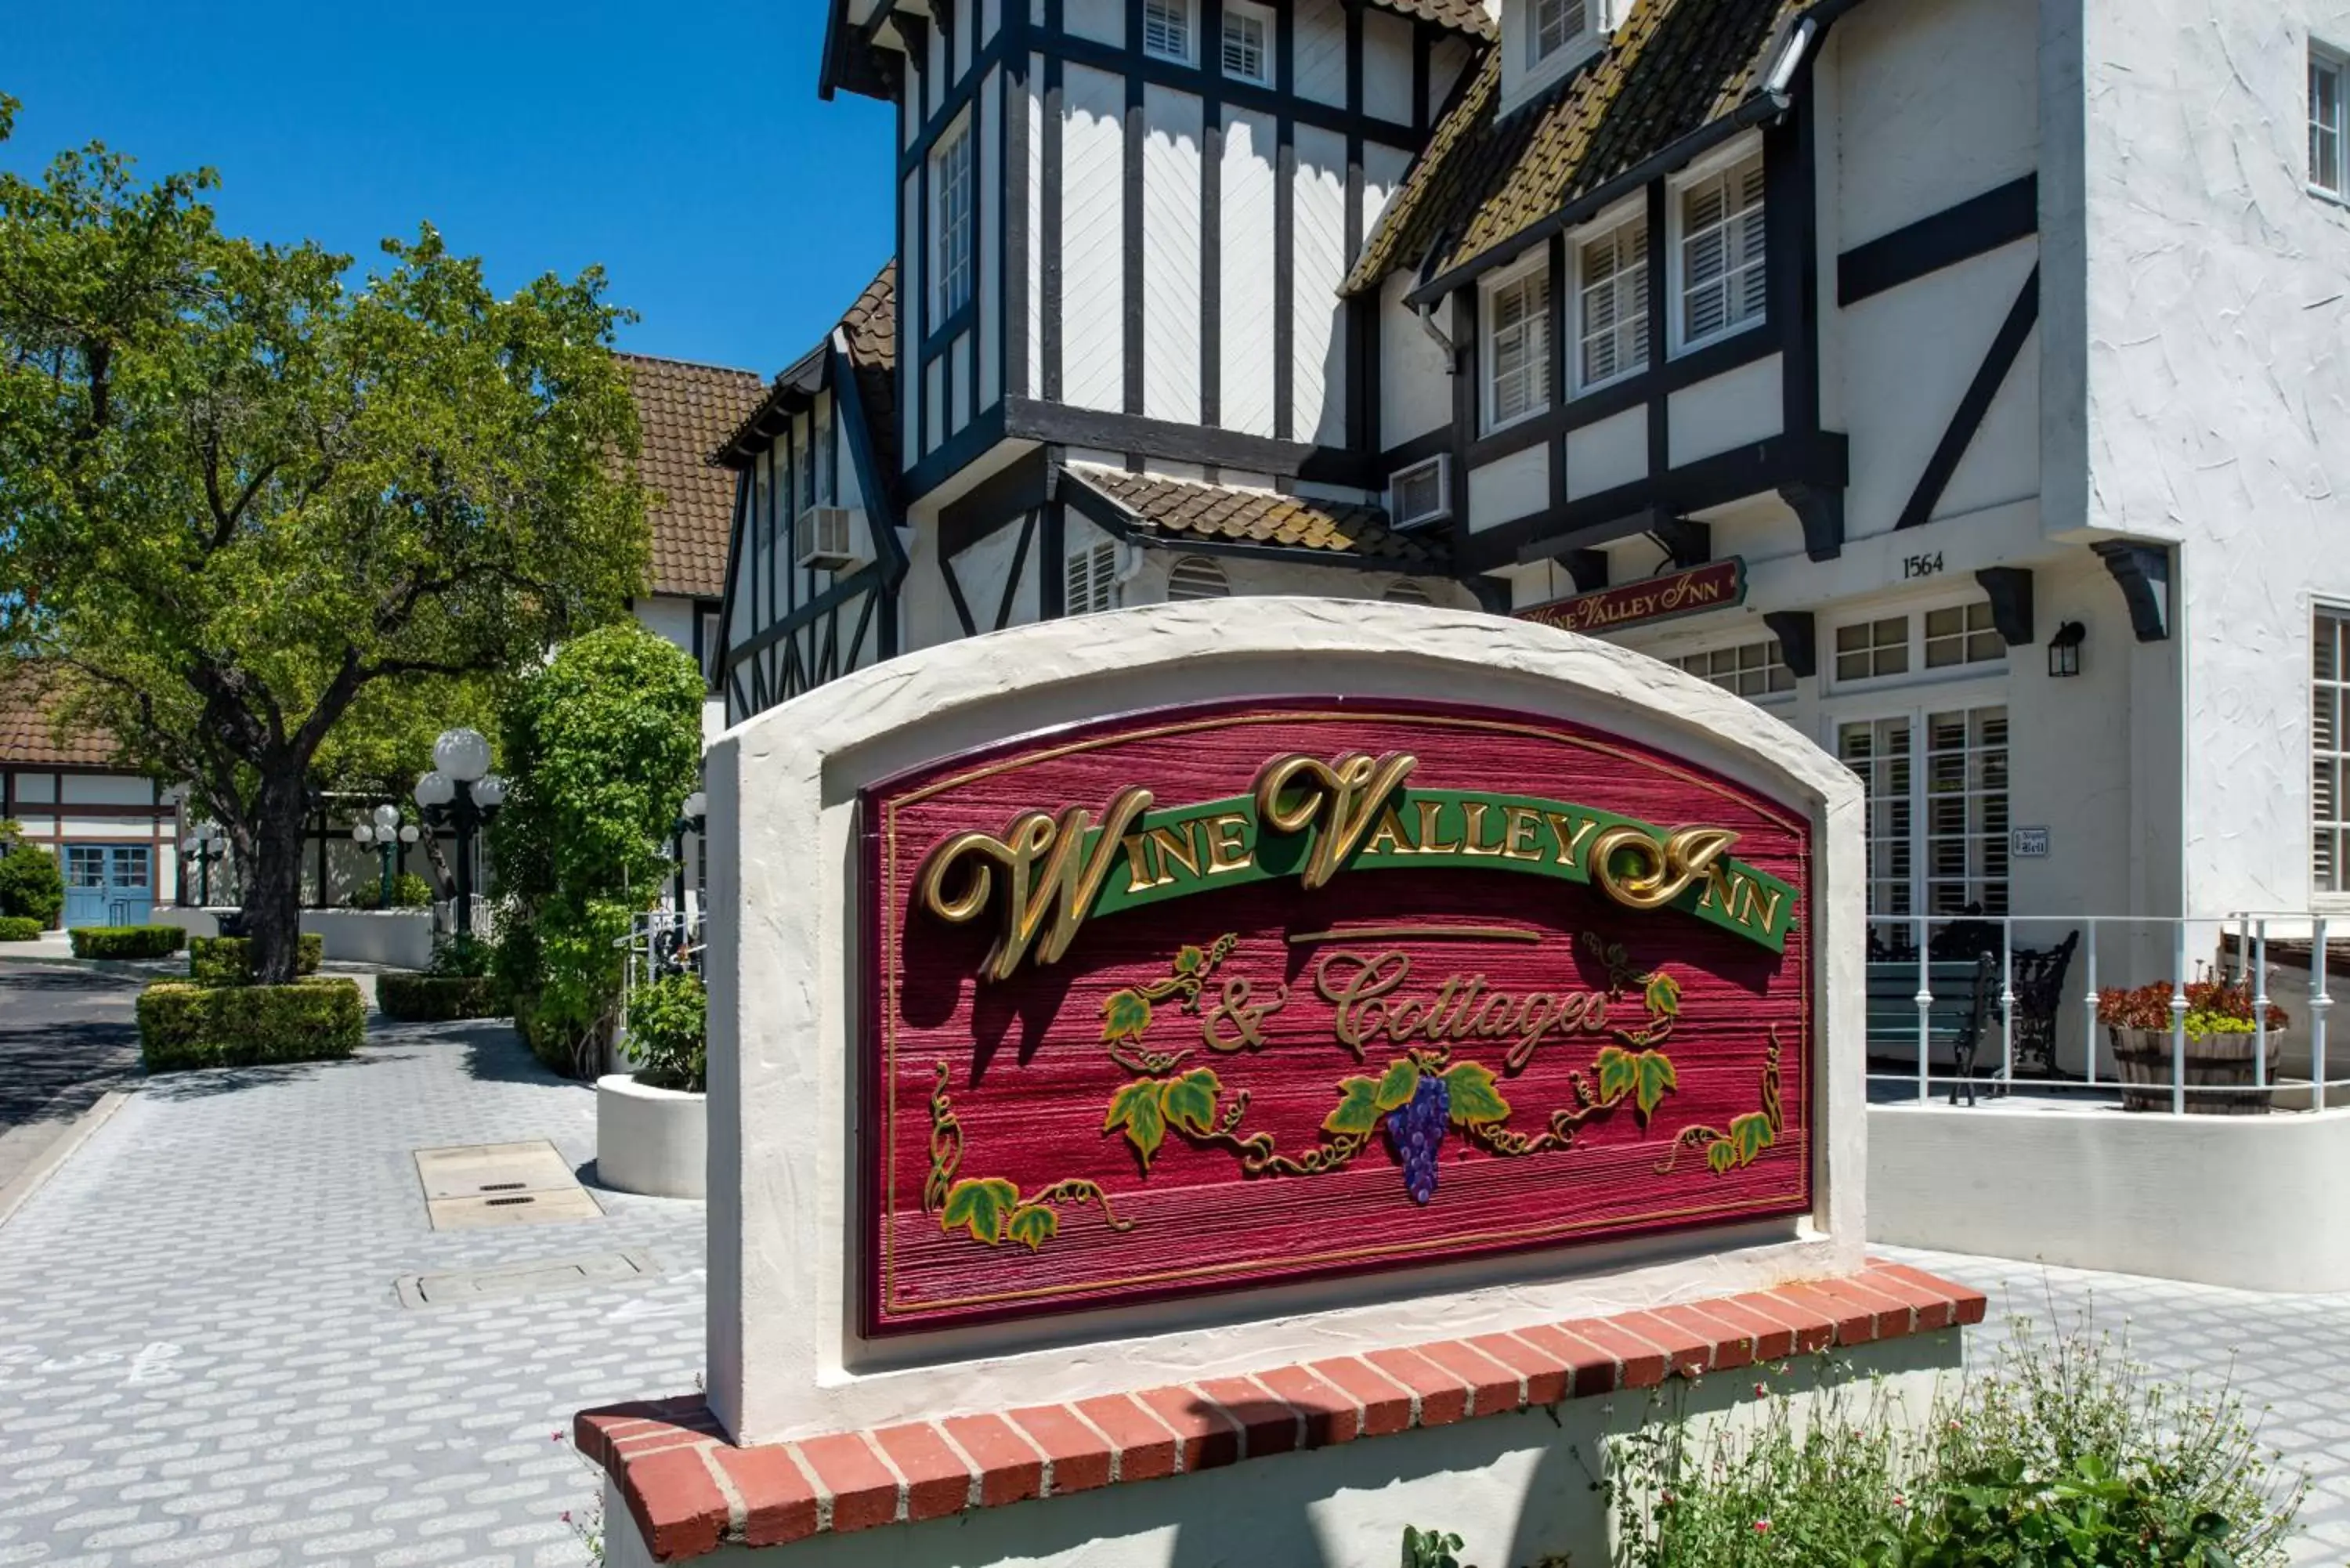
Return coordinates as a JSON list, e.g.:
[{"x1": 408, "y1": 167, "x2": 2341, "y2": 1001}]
[
  {"x1": 1144, "y1": 0, "x2": 1193, "y2": 63},
  {"x1": 2316, "y1": 609, "x2": 2350, "y2": 891},
  {"x1": 1065, "y1": 540, "x2": 1119, "y2": 615},
  {"x1": 1678, "y1": 152, "x2": 1766, "y2": 346},
  {"x1": 1531, "y1": 0, "x2": 1589, "y2": 63},
  {"x1": 1577, "y1": 219, "x2": 1649, "y2": 388},
  {"x1": 1485, "y1": 268, "x2": 1552, "y2": 430},
  {"x1": 931, "y1": 115, "x2": 974, "y2": 323},
  {"x1": 1222, "y1": 1, "x2": 1272, "y2": 84},
  {"x1": 2314, "y1": 46, "x2": 2347, "y2": 197}
]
